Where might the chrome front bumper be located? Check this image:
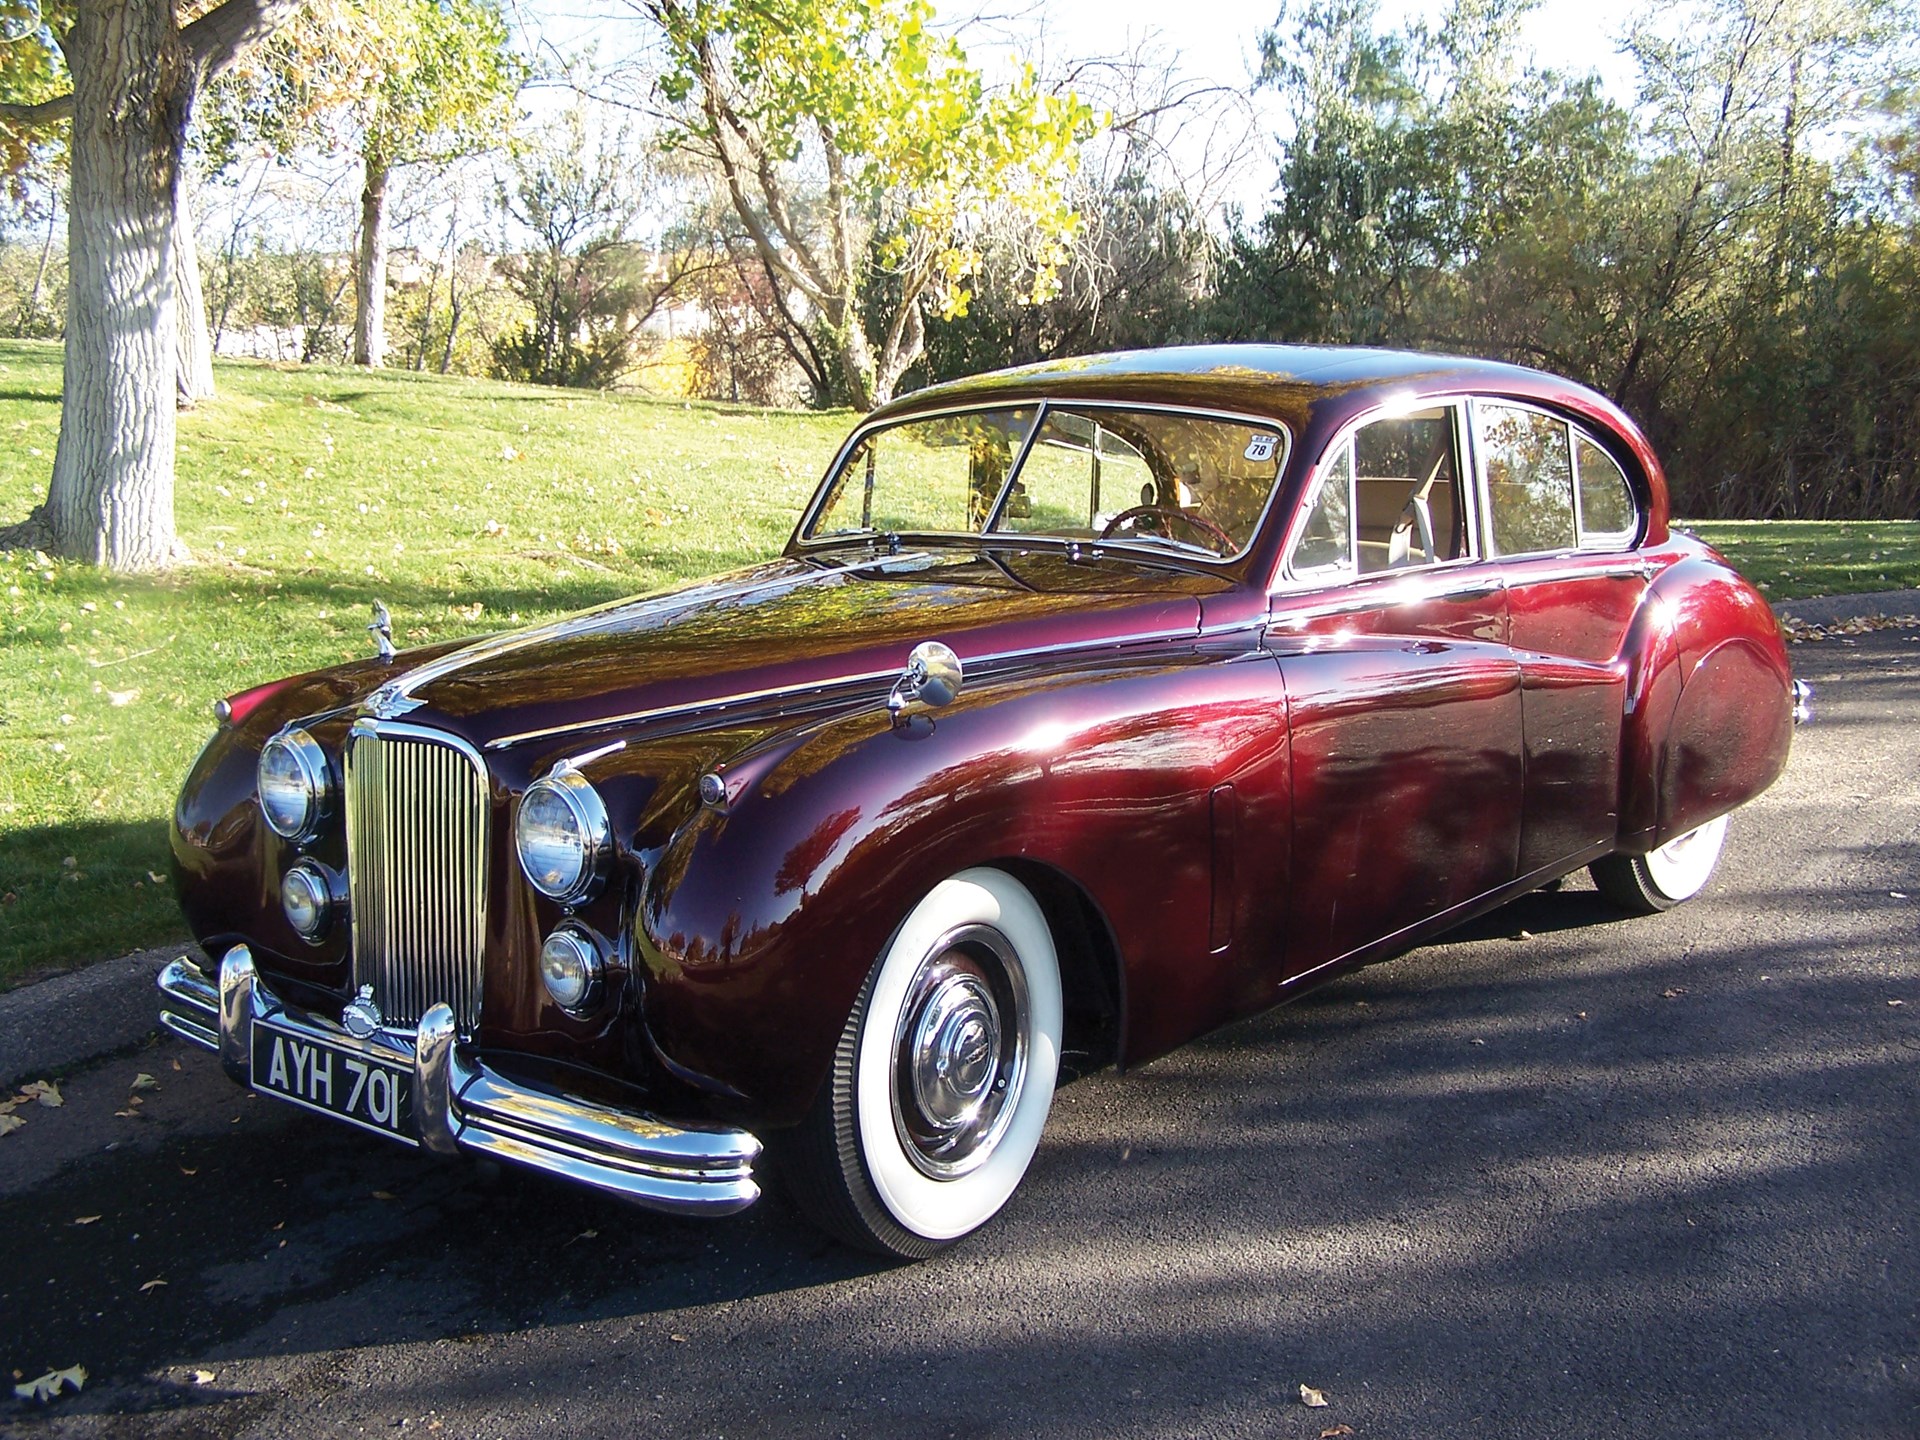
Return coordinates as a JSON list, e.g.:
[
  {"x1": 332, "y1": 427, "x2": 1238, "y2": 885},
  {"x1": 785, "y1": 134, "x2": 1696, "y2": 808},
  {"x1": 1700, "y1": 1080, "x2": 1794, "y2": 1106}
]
[{"x1": 158, "y1": 946, "x2": 761, "y2": 1217}]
